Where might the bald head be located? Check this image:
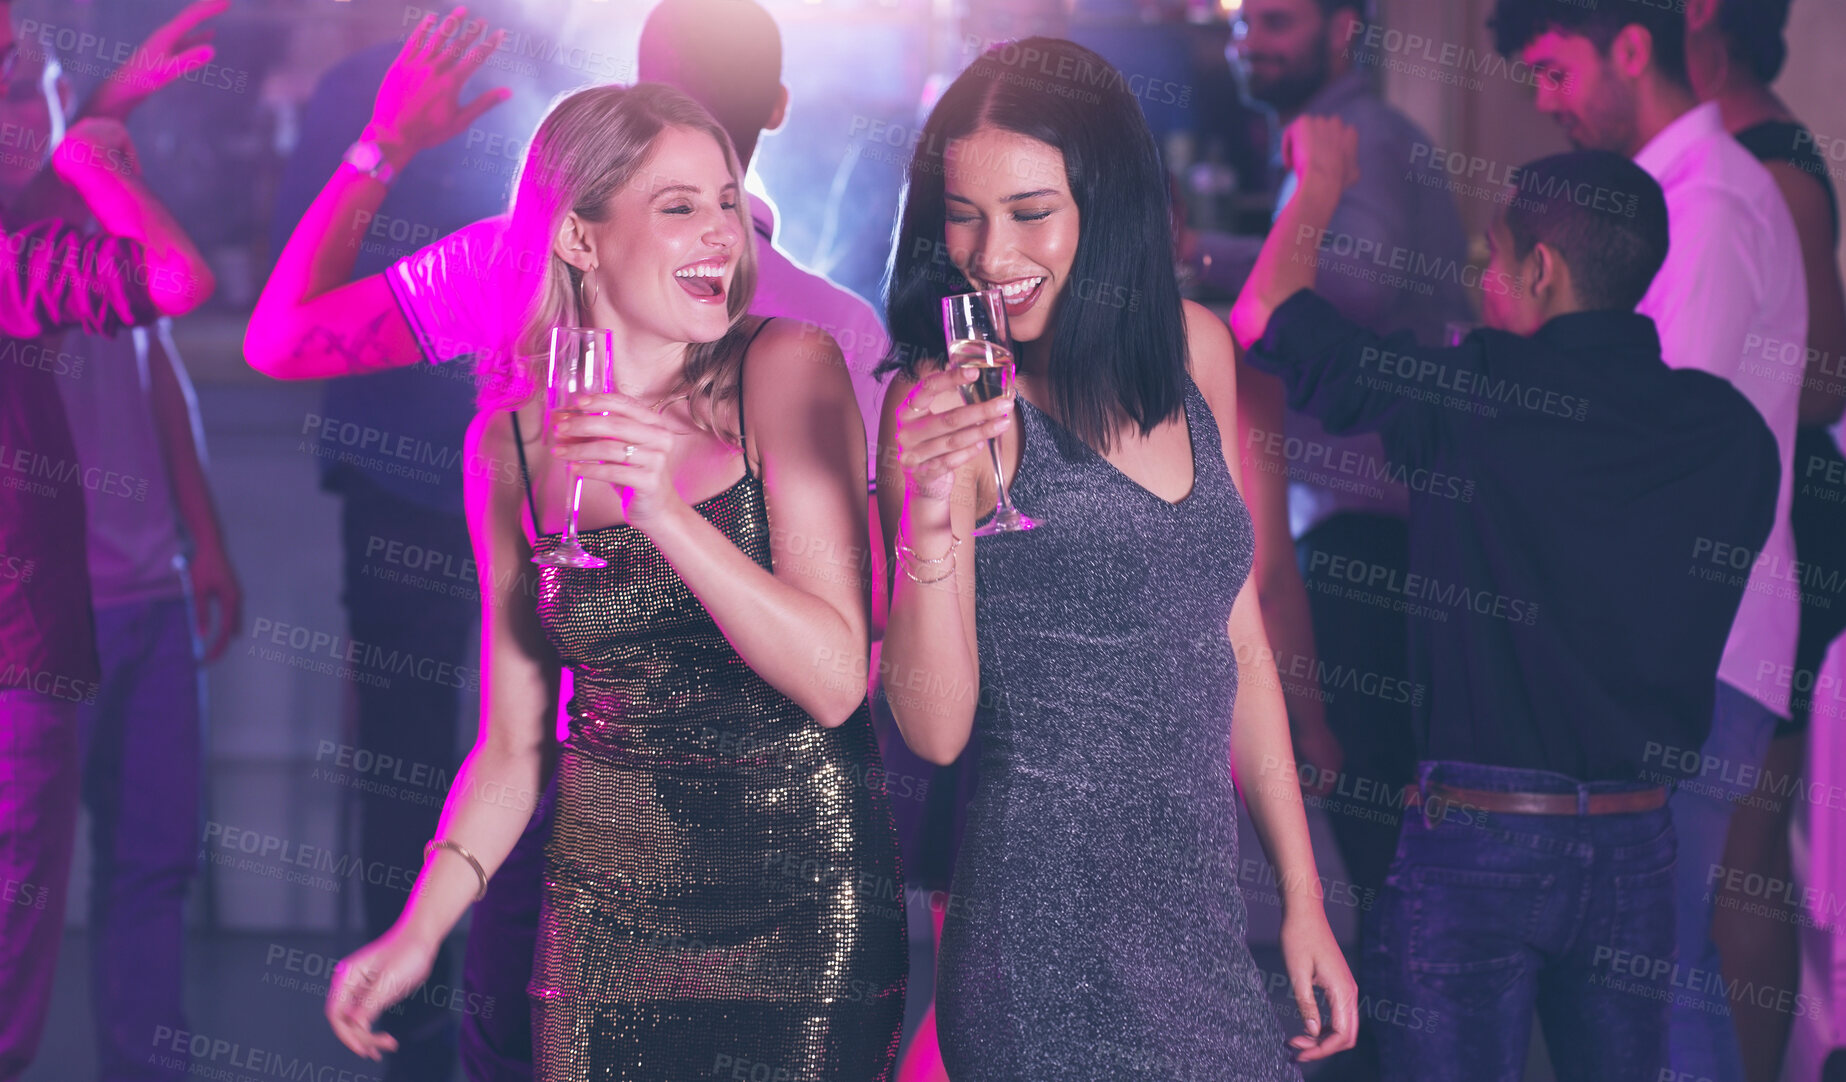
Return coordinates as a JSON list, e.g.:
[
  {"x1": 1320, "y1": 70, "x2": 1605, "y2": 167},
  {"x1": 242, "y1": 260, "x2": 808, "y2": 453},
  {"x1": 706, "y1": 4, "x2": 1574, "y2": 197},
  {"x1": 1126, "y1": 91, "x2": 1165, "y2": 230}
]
[{"x1": 638, "y1": 0, "x2": 783, "y2": 168}]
